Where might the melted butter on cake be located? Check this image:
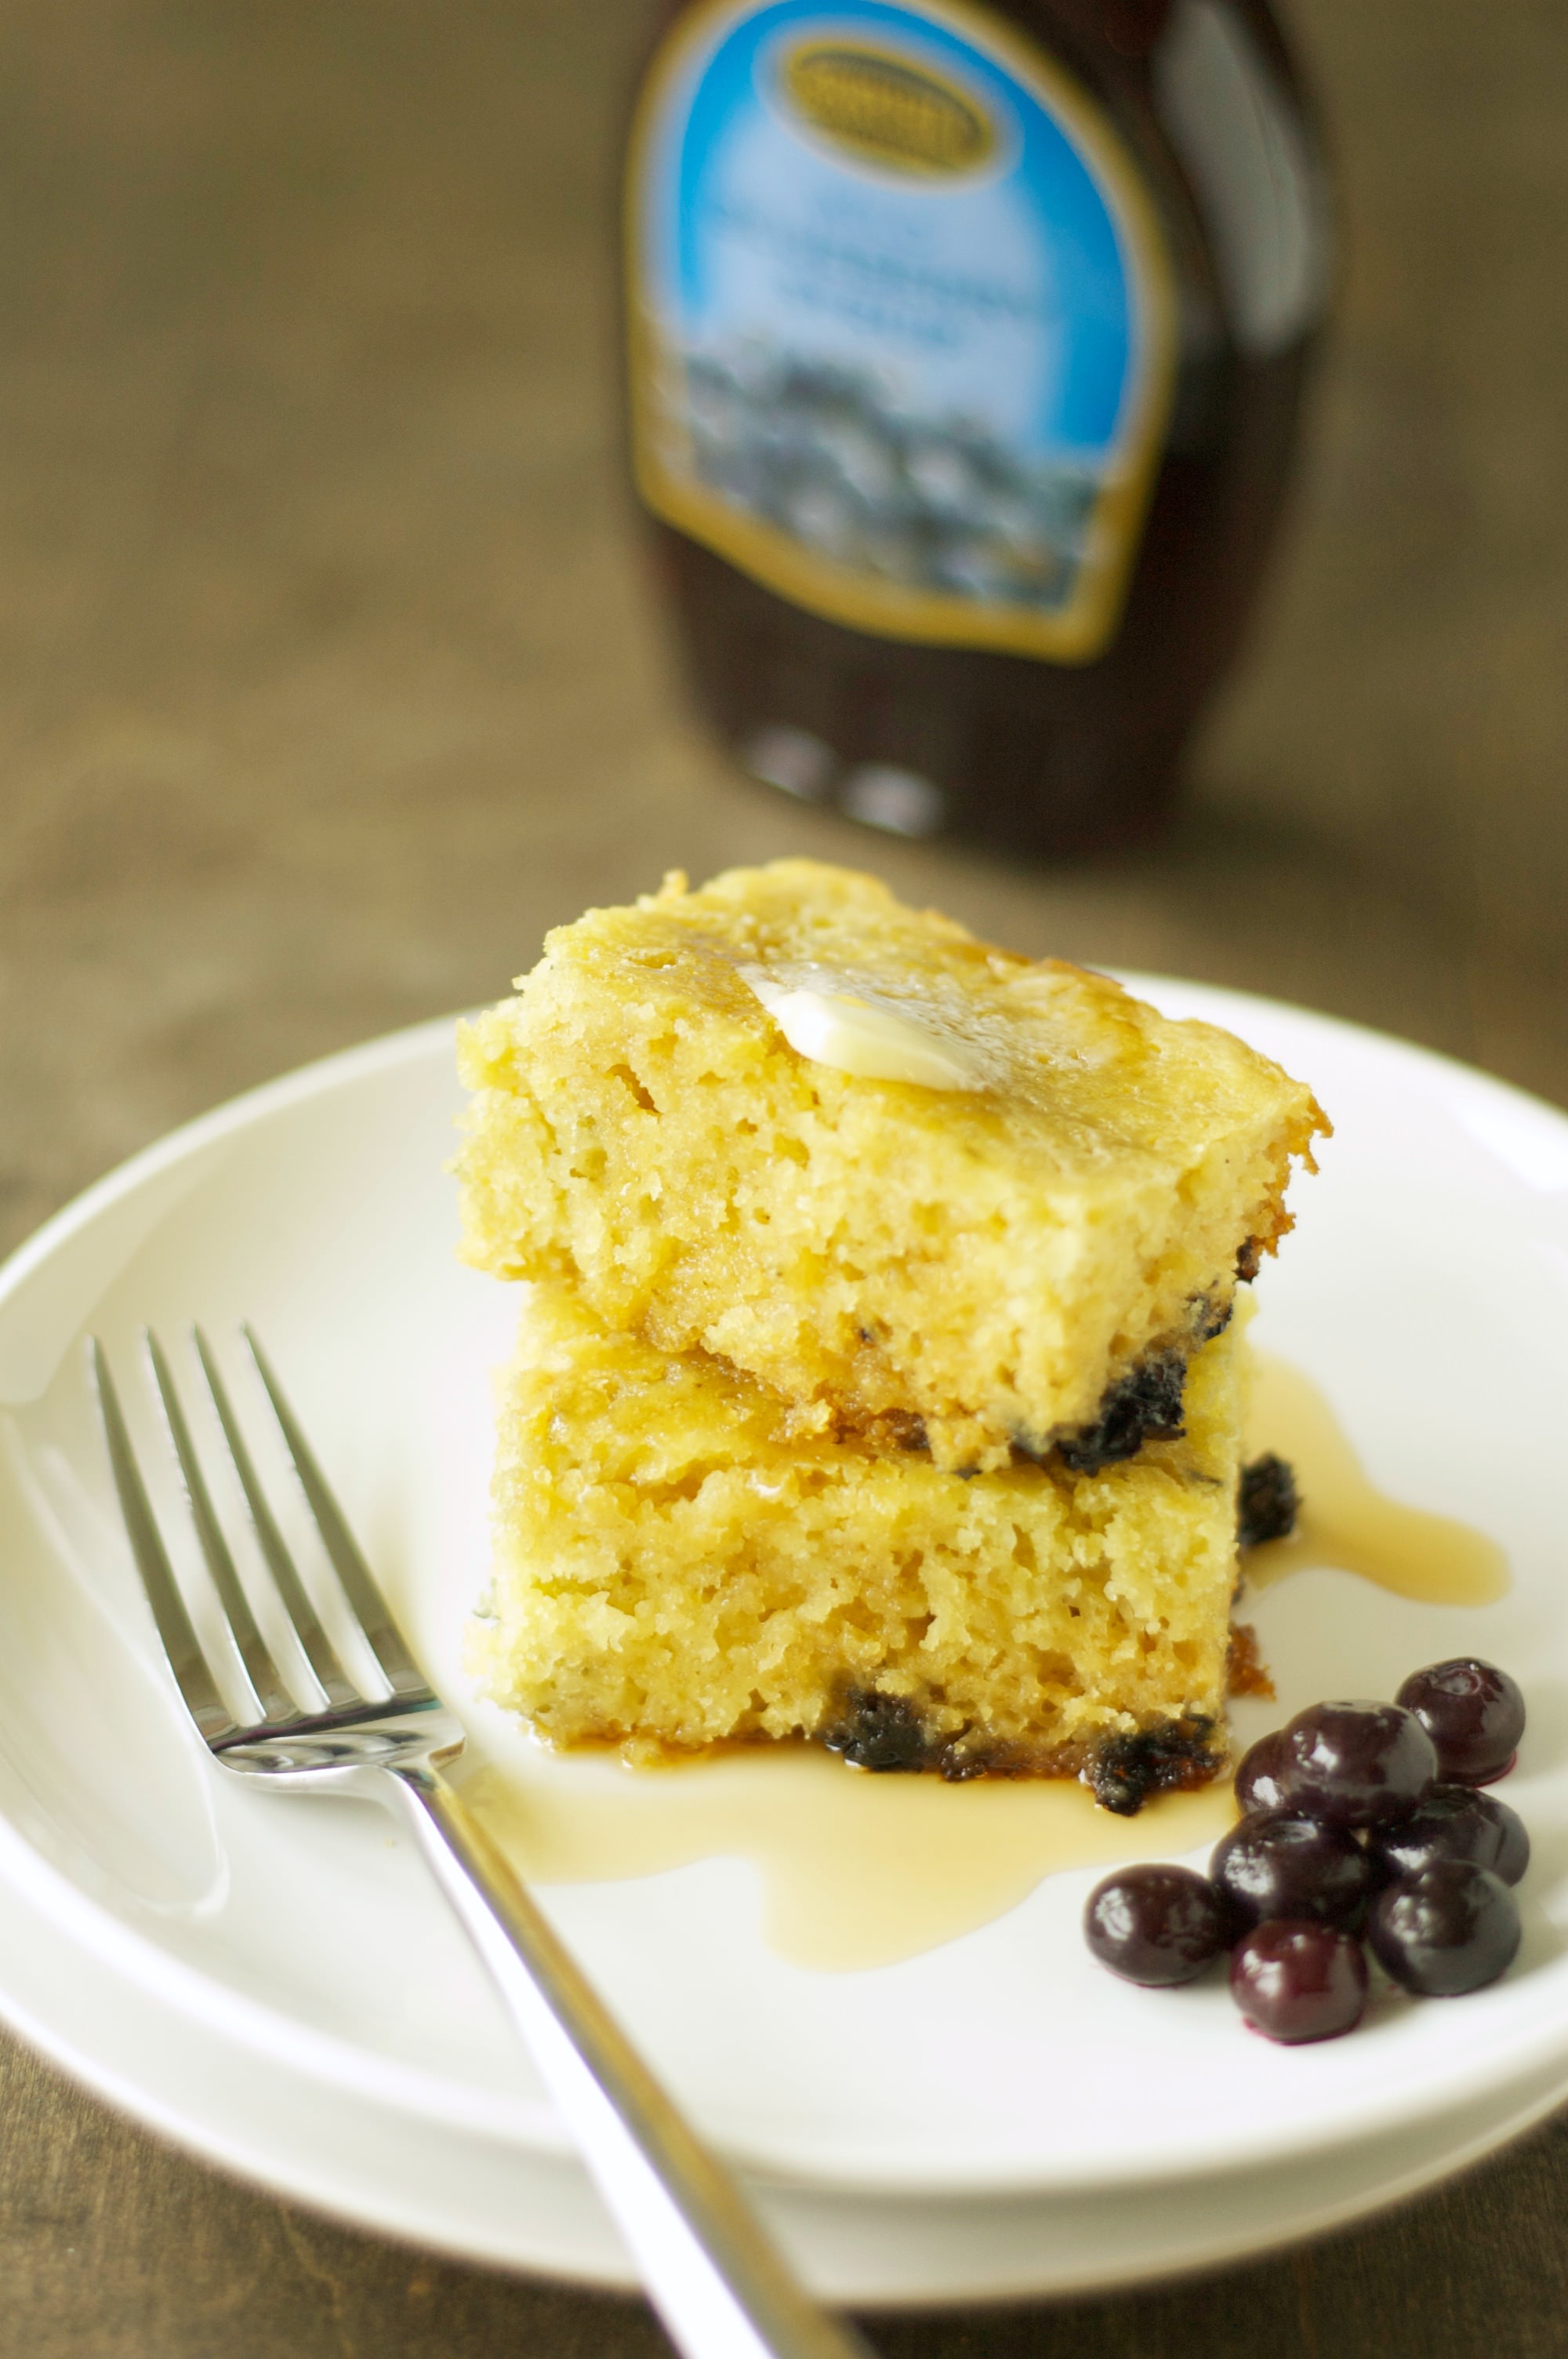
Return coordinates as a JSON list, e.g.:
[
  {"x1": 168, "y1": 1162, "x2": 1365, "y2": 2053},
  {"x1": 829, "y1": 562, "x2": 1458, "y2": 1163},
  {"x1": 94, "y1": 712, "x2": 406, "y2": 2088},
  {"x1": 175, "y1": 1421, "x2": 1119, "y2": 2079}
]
[{"x1": 739, "y1": 963, "x2": 989, "y2": 1091}]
